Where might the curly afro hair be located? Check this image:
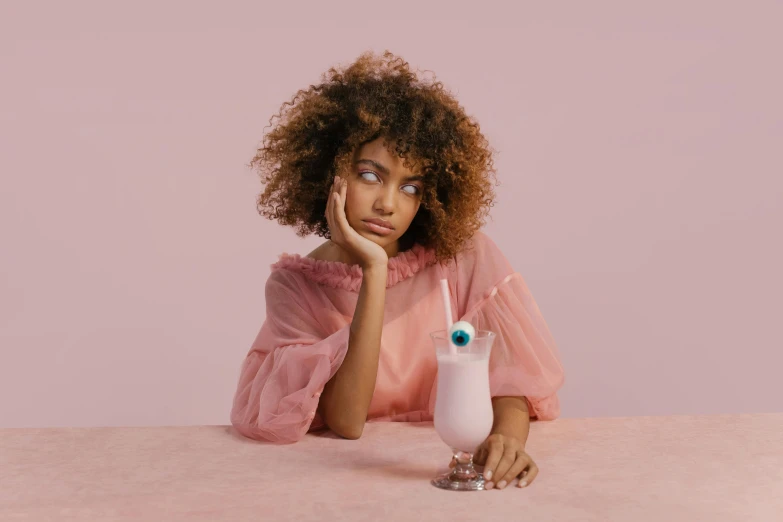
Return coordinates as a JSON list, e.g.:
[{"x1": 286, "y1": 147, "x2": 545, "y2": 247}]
[{"x1": 248, "y1": 49, "x2": 498, "y2": 261}]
